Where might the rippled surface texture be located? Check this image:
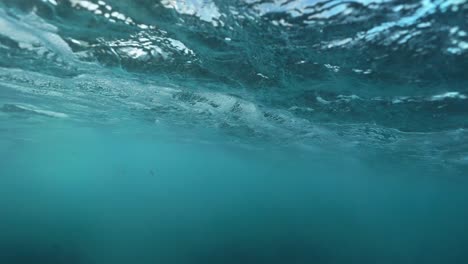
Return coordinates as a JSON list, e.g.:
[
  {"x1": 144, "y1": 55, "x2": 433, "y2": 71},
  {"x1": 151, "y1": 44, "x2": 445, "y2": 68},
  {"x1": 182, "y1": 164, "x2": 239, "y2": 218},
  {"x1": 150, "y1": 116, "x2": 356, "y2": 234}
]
[{"x1": 1, "y1": 0, "x2": 468, "y2": 263}]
